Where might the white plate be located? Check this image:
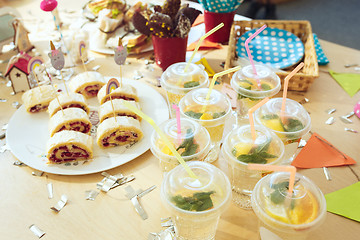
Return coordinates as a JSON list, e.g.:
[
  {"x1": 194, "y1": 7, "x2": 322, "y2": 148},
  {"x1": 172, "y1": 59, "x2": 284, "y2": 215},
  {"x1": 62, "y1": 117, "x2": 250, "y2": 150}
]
[{"x1": 6, "y1": 78, "x2": 169, "y2": 175}]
